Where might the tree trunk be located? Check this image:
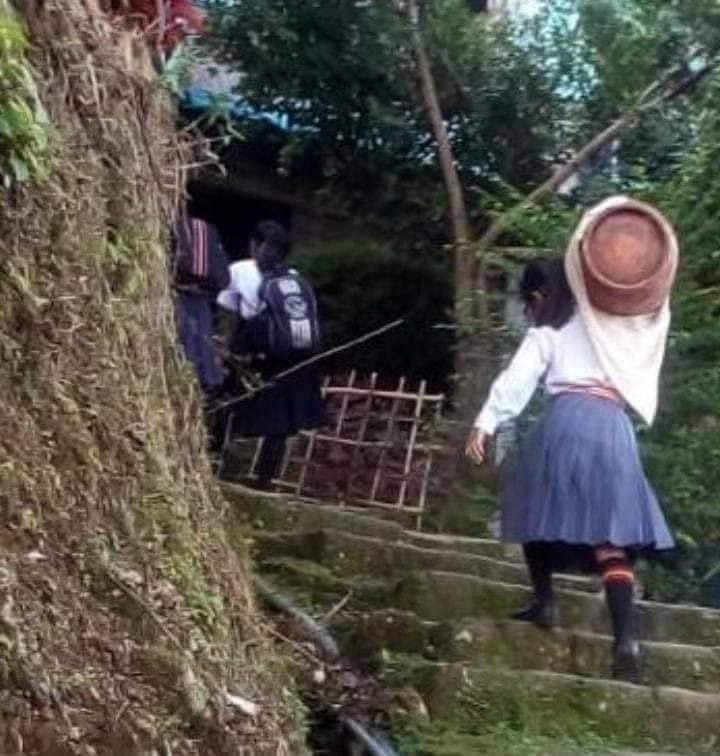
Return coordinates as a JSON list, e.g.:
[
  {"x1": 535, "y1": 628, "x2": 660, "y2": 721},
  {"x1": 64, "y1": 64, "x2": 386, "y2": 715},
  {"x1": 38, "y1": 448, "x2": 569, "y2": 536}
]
[
  {"x1": 405, "y1": 0, "x2": 488, "y2": 396},
  {"x1": 404, "y1": 0, "x2": 494, "y2": 530},
  {"x1": 405, "y1": 0, "x2": 473, "y2": 310}
]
